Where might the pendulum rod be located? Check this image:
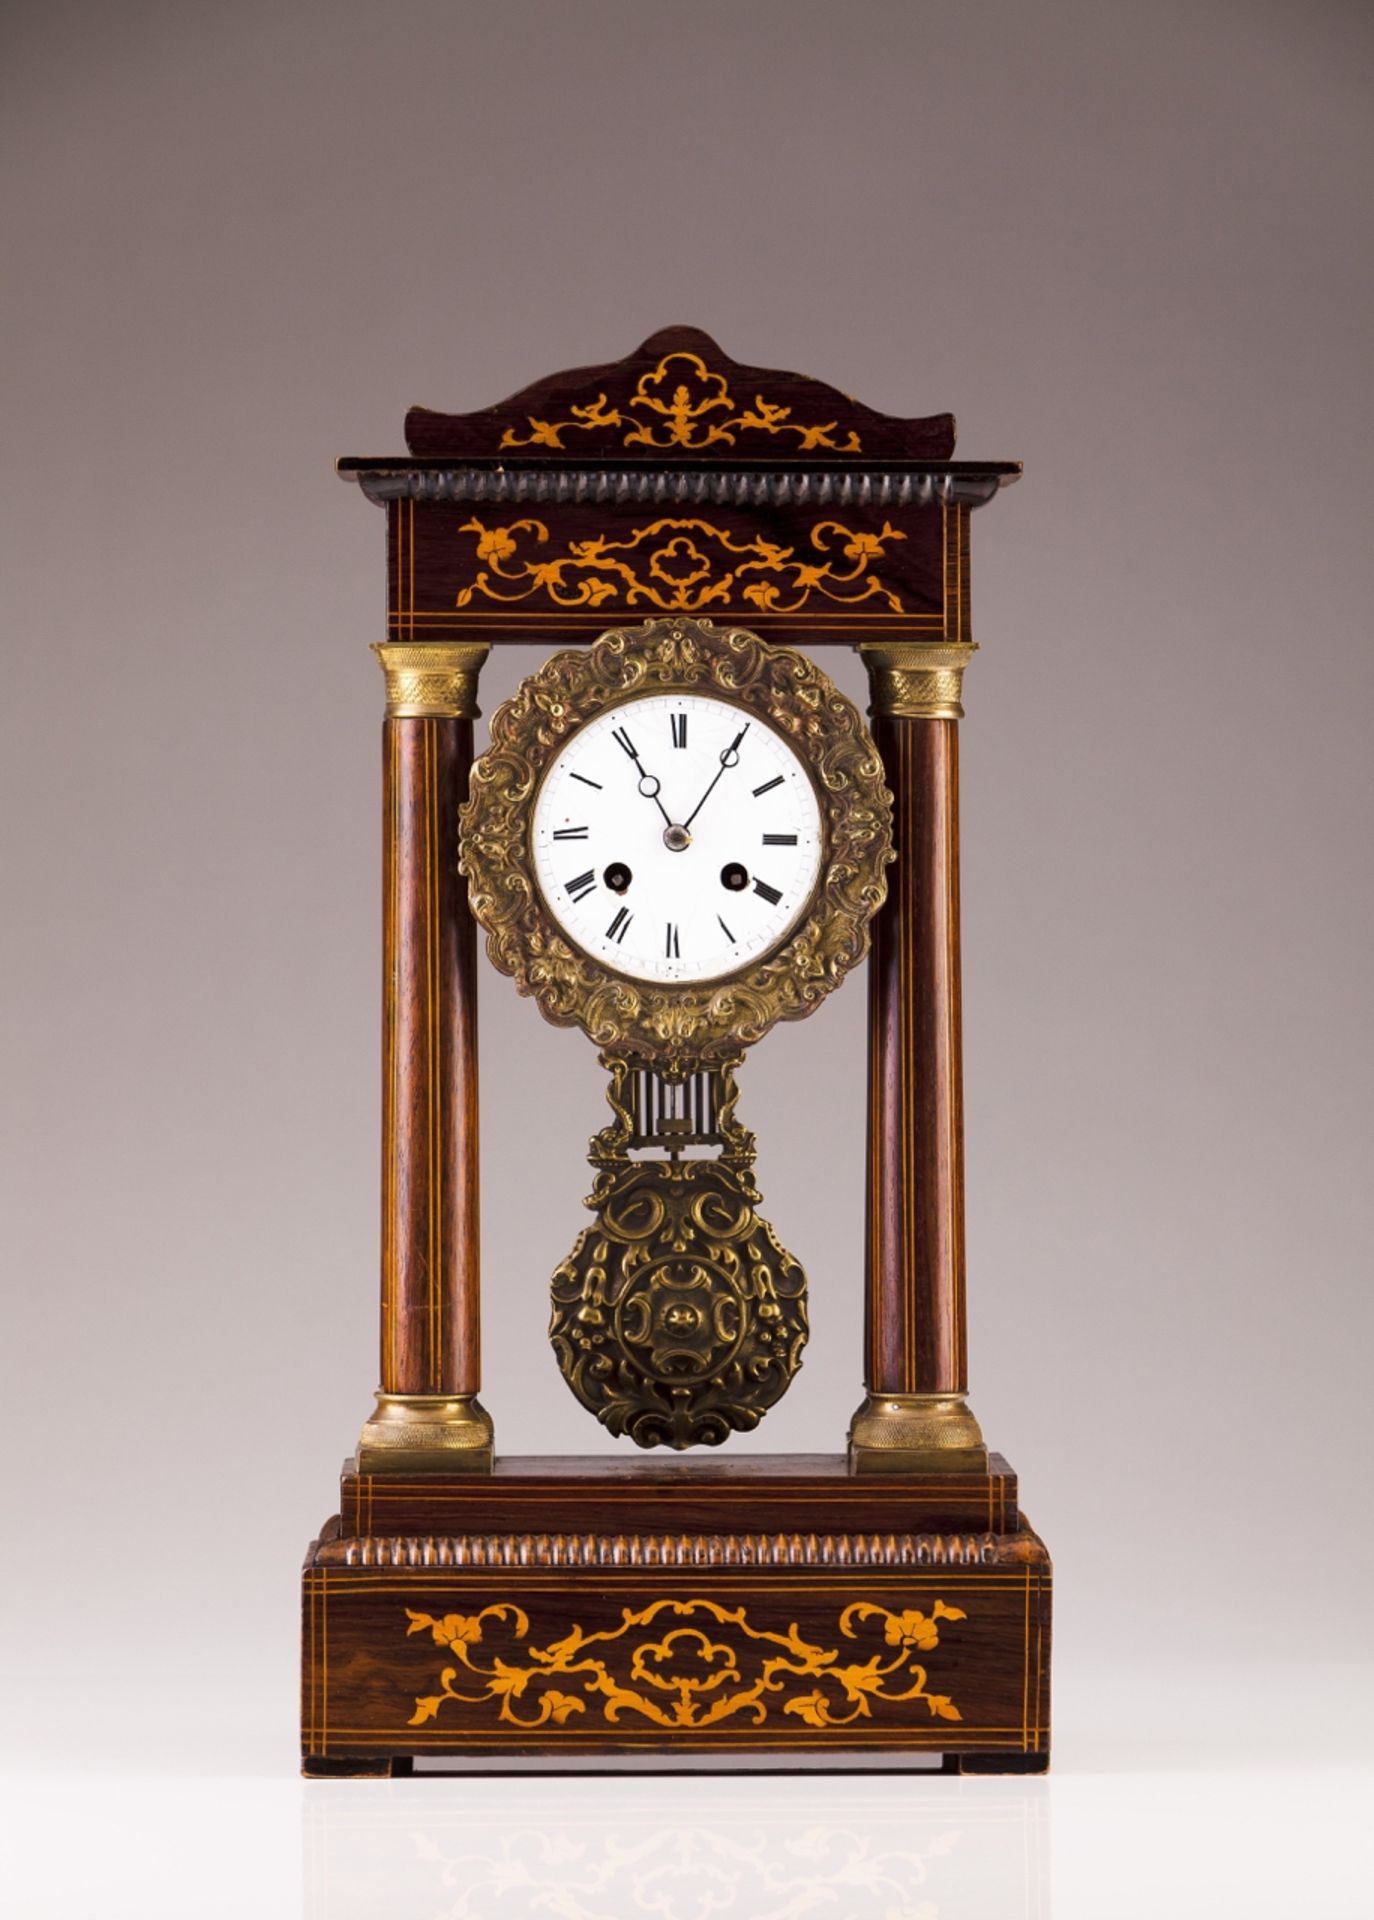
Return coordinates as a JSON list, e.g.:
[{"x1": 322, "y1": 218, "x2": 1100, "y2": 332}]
[{"x1": 627, "y1": 1066, "x2": 723, "y2": 1155}]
